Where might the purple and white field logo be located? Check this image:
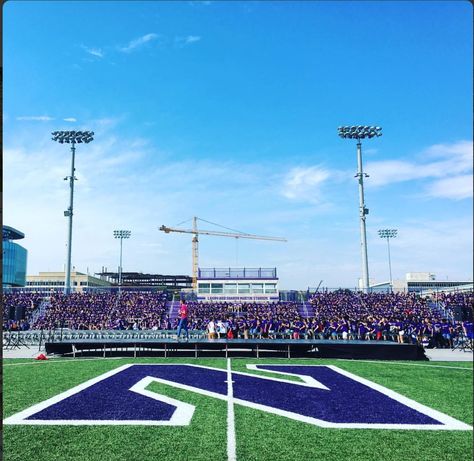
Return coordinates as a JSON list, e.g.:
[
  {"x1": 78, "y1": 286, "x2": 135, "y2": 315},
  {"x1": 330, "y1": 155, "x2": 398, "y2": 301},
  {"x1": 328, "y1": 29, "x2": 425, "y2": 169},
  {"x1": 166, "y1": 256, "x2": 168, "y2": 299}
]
[{"x1": 4, "y1": 363, "x2": 471, "y2": 430}]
